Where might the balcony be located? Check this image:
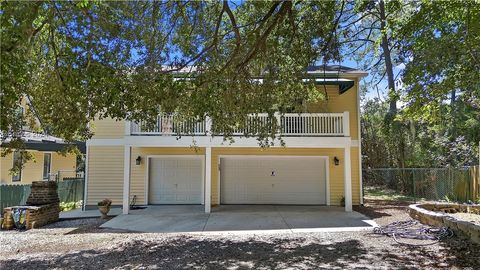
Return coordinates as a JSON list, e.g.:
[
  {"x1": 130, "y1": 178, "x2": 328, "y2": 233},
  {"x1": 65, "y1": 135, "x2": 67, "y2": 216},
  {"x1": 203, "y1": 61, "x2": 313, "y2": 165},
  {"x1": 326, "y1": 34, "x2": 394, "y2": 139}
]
[{"x1": 129, "y1": 112, "x2": 350, "y2": 137}]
